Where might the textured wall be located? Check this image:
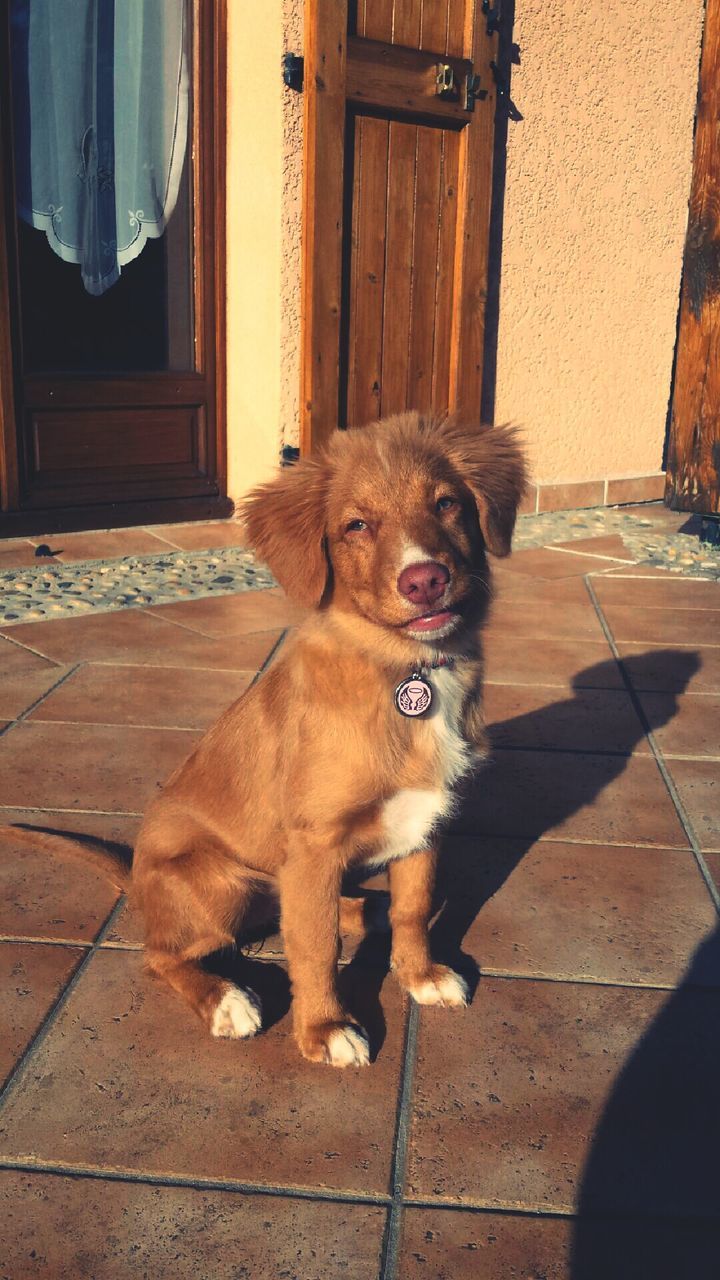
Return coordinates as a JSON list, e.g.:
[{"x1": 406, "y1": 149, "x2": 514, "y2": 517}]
[
  {"x1": 493, "y1": 0, "x2": 704, "y2": 484},
  {"x1": 225, "y1": 2, "x2": 284, "y2": 500}
]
